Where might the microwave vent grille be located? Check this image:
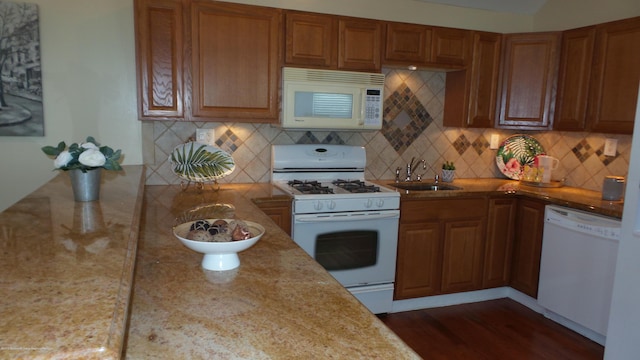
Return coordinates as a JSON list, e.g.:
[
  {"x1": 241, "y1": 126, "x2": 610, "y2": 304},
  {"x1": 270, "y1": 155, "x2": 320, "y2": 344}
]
[{"x1": 283, "y1": 67, "x2": 385, "y2": 87}]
